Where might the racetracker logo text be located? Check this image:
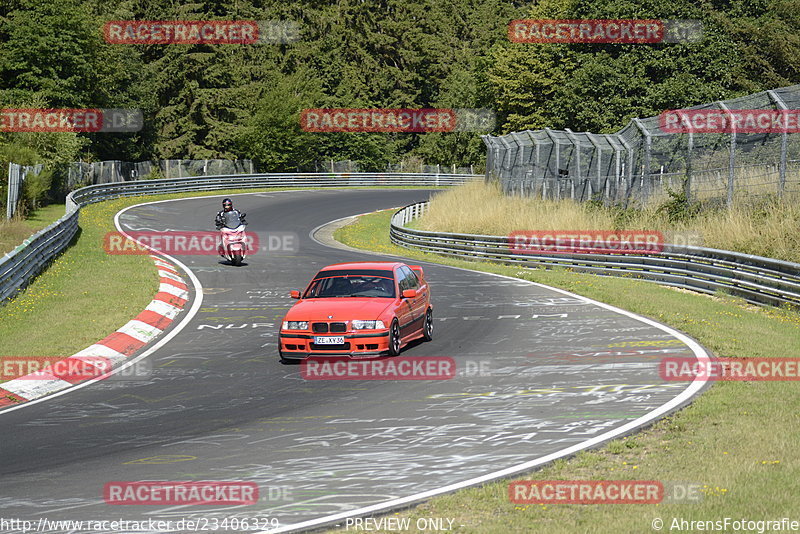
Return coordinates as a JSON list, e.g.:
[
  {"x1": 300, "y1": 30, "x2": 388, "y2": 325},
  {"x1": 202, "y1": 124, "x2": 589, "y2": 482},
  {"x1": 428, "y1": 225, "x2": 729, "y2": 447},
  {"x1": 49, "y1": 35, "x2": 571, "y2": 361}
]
[
  {"x1": 508, "y1": 230, "x2": 664, "y2": 255},
  {"x1": 104, "y1": 231, "x2": 260, "y2": 256},
  {"x1": 104, "y1": 20, "x2": 299, "y2": 44},
  {"x1": 104, "y1": 481, "x2": 258, "y2": 505},
  {"x1": 660, "y1": 109, "x2": 800, "y2": 134},
  {"x1": 1, "y1": 109, "x2": 142, "y2": 132},
  {"x1": 660, "y1": 357, "x2": 800, "y2": 381},
  {"x1": 301, "y1": 356, "x2": 456, "y2": 380},
  {"x1": 509, "y1": 480, "x2": 663, "y2": 504},
  {"x1": 509, "y1": 19, "x2": 664, "y2": 43},
  {"x1": 300, "y1": 108, "x2": 455, "y2": 133},
  {"x1": 1, "y1": 356, "x2": 111, "y2": 381}
]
